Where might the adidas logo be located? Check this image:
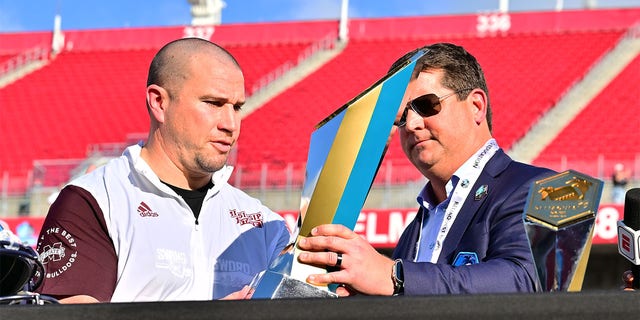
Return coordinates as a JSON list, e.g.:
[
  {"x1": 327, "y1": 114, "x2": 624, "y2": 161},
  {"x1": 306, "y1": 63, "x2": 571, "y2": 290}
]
[{"x1": 137, "y1": 201, "x2": 159, "y2": 217}]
